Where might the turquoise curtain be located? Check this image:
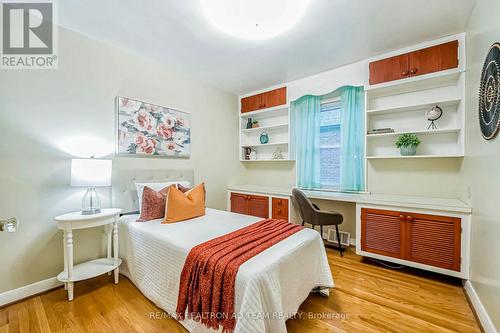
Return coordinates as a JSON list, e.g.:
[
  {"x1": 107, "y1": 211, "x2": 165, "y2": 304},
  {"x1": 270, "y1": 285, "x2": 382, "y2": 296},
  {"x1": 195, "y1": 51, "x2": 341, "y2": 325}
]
[
  {"x1": 292, "y1": 95, "x2": 321, "y2": 188},
  {"x1": 340, "y1": 86, "x2": 365, "y2": 192}
]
